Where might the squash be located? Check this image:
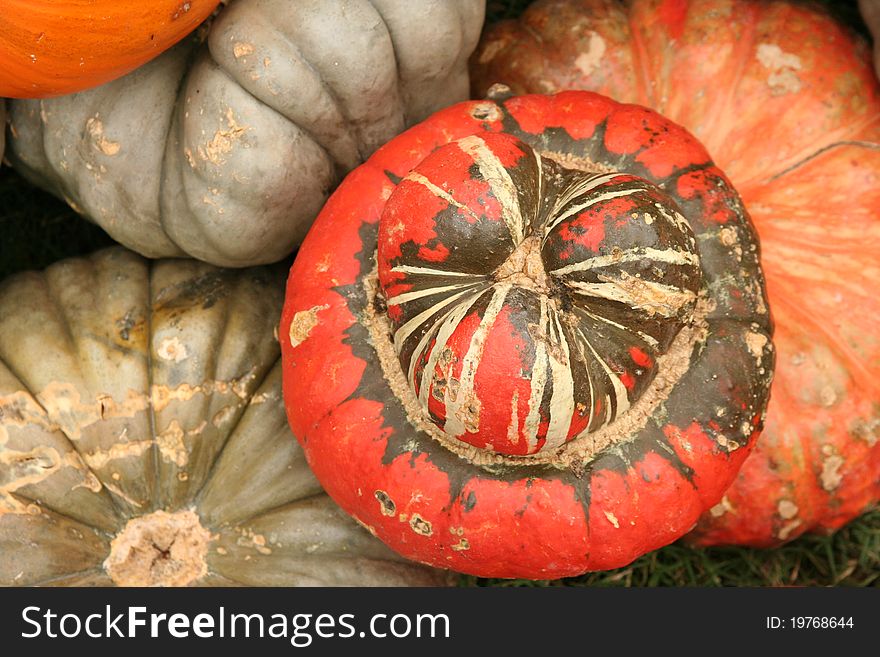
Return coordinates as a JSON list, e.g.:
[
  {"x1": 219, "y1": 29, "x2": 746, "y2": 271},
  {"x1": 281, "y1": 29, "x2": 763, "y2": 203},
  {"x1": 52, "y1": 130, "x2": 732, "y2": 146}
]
[
  {"x1": 0, "y1": 0, "x2": 220, "y2": 98},
  {"x1": 471, "y1": 0, "x2": 880, "y2": 546},
  {"x1": 0, "y1": 247, "x2": 449, "y2": 586},
  {"x1": 4, "y1": 0, "x2": 486, "y2": 267},
  {"x1": 280, "y1": 89, "x2": 774, "y2": 578}
]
